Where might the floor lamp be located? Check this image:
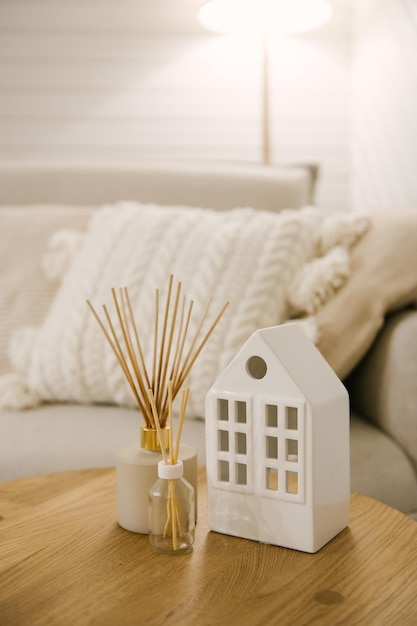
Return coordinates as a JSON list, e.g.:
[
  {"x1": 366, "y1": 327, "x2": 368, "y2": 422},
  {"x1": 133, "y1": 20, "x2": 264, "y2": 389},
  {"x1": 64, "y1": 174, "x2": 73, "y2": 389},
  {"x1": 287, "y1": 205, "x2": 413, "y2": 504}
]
[{"x1": 198, "y1": 0, "x2": 333, "y2": 165}]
